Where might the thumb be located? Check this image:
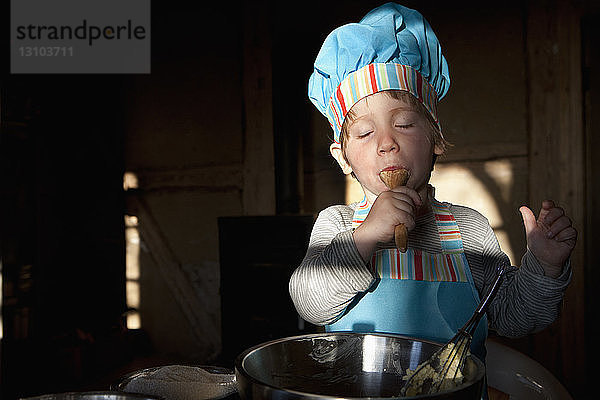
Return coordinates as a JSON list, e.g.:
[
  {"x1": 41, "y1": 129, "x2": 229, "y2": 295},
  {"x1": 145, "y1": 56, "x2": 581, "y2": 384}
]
[{"x1": 519, "y1": 206, "x2": 537, "y2": 237}]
